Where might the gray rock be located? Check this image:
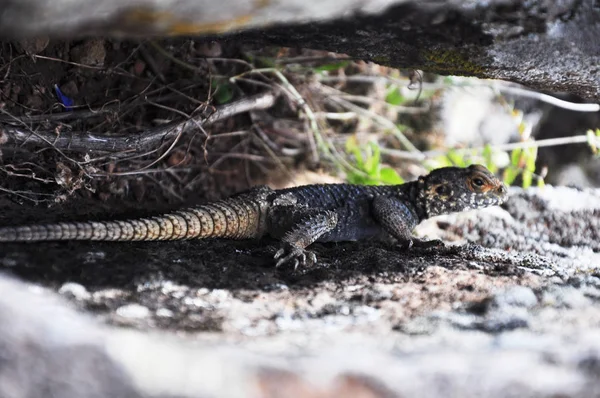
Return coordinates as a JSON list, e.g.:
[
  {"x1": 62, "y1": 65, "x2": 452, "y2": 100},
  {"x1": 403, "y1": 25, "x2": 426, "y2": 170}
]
[{"x1": 0, "y1": 1, "x2": 598, "y2": 100}]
